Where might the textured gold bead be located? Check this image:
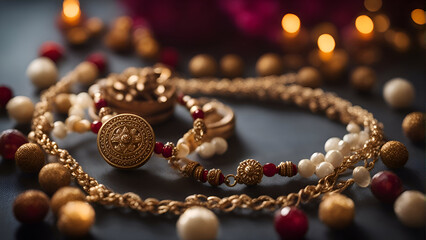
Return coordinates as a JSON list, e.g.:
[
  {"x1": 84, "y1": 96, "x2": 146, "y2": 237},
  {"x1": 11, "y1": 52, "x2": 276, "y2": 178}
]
[
  {"x1": 350, "y1": 66, "x2": 376, "y2": 92},
  {"x1": 319, "y1": 193, "x2": 355, "y2": 229},
  {"x1": 256, "y1": 53, "x2": 283, "y2": 76},
  {"x1": 220, "y1": 54, "x2": 244, "y2": 78},
  {"x1": 57, "y1": 201, "x2": 95, "y2": 236},
  {"x1": 51, "y1": 186, "x2": 86, "y2": 215},
  {"x1": 402, "y1": 112, "x2": 425, "y2": 142},
  {"x1": 236, "y1": 159, "x2": 263, "y2": 185},
  {"x1": 15, "y1": 143, "x2": 45, "y2": 173},
  {"x1": 296, "y1": 66, "x2": 322, "y2": 88},
  {"x1": 277, "y1": 161, "x2": 294, "y2": 177},
  {"x1": 38, "y1": 163, "x2": 72, "y2": 194},
  {"x1": 13, "y1": 190, "x2": 50, "y2": 224},
  {"x1": 207, "y1": 169, "x2": 223, "y2": 186},
  {"x1": 182, "y1": 161, "x2": 200, "y2": 178},
  {"x1": 193, "y1": 165, "x2": 205, "y2": 181},
  {"x1": 189, "y1": 54, "x2": 217, "y2": 77},
  {"x1": 380, "y1": 141, "x2": 409, "y2": 169}
]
